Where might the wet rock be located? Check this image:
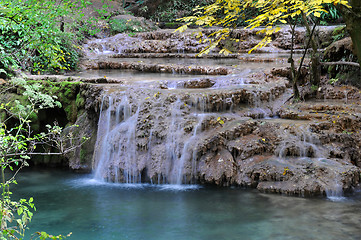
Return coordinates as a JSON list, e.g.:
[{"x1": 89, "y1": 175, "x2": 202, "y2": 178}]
[
  {"x1": 159, "y1": 81, "x2": 168, "y2": 89},
  {"x1": 317, "y1": 85, "x2": 361, "y2": 100},
  {"x1": 63, "y1": 83, "x2": 361, "y2": 197},
  {"x1": 179, "y1": 78, "x2": 216, "y2": 89},
  {"x1": 65, "y1": 111, "x2": 98, "y2": 171},
  {"x1": 24, "y1": 74, "x2": 124, "y2": 85},
  {"x1": 83, "y1": 60, "x2": 230, "y2": 75},
  {"x1": 256, "y1": 159, "x2": 360, "y2": 196},
  {"x1": 198, "y1": 149, "x2": 236, "y2": 186}
]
